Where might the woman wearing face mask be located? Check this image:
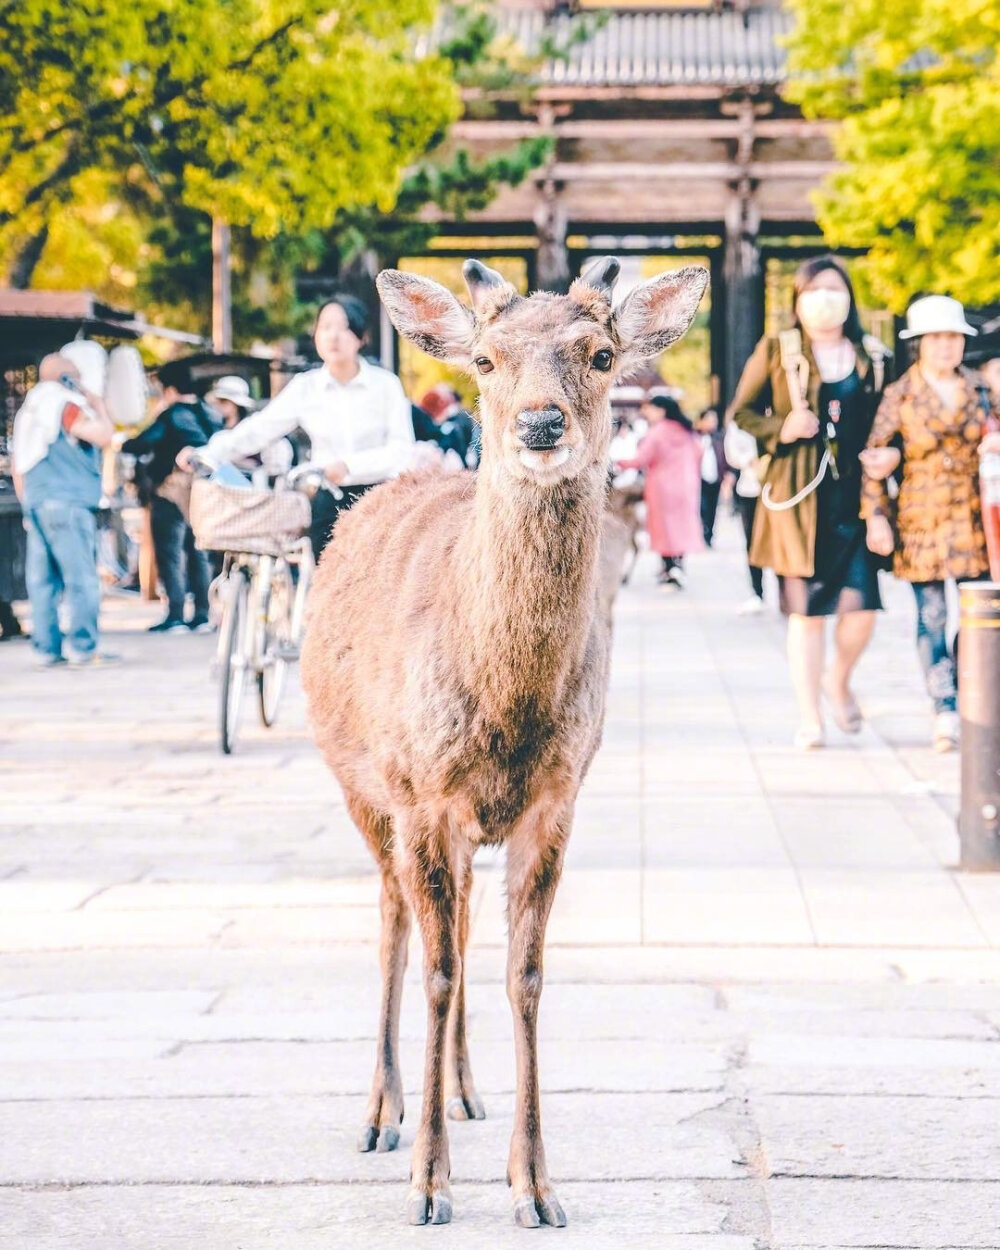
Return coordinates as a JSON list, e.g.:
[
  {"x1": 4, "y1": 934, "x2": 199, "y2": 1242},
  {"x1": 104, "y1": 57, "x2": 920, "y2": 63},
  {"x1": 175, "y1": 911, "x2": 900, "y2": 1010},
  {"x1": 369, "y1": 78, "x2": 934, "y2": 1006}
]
[
  {"x1": 732, "y1": 256, "x2": 892, "y2": 749},
  {"x1": 861, "y1": 295, "x2": 1000, "y2": 752},
  {"x1": 177, "y1": 295, "x2": 415, "y2": 559}
]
